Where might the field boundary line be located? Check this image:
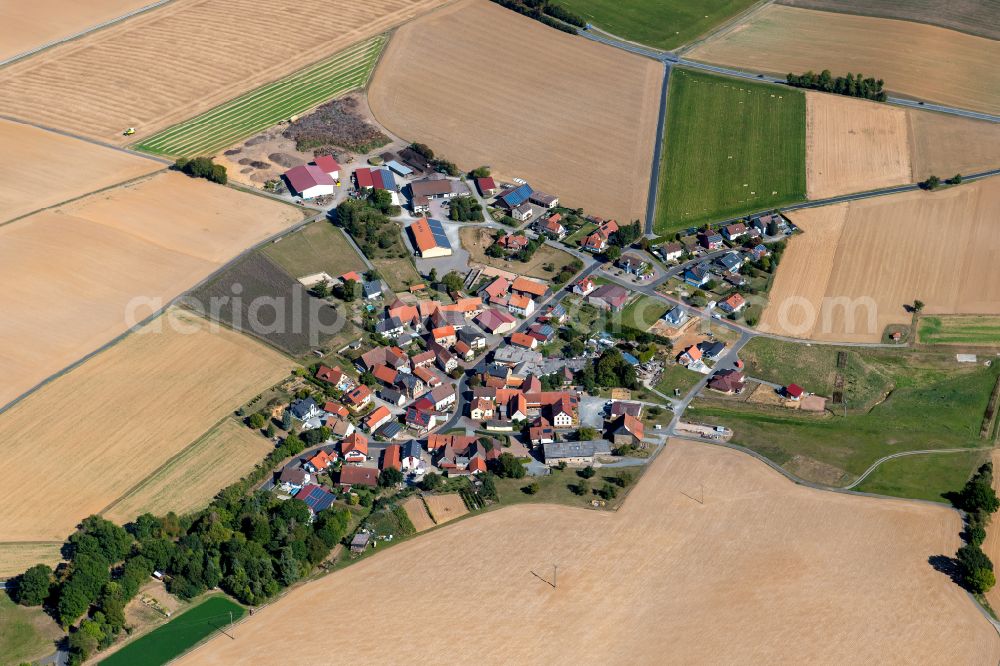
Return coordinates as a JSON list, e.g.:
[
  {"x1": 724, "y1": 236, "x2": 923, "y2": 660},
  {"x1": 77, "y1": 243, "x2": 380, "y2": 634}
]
[
  {"x1": 97, "y1": 415, "x2": 236, "y2": 518},
  {"x1": 0, "y1": 204, "x2": 320, "y2": 417},
  {"x1": 0, "y1": 168, "x2": 169, "y2": 229},
  {"x1": 0, "y1": 0, "x2": 175, "y2": 68},
  {"x1": 134, "y1": 34, "x2": 387, "y2": 157},
  {"x1": 674, "y1": 0, "x2": 775, "y2": 56},
  {"x1": 138, "y1": 38, "x2": 384, "y2": 154},
  {"x1": 0, "y1": 113, "x2": 172, "y2": 165}
]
